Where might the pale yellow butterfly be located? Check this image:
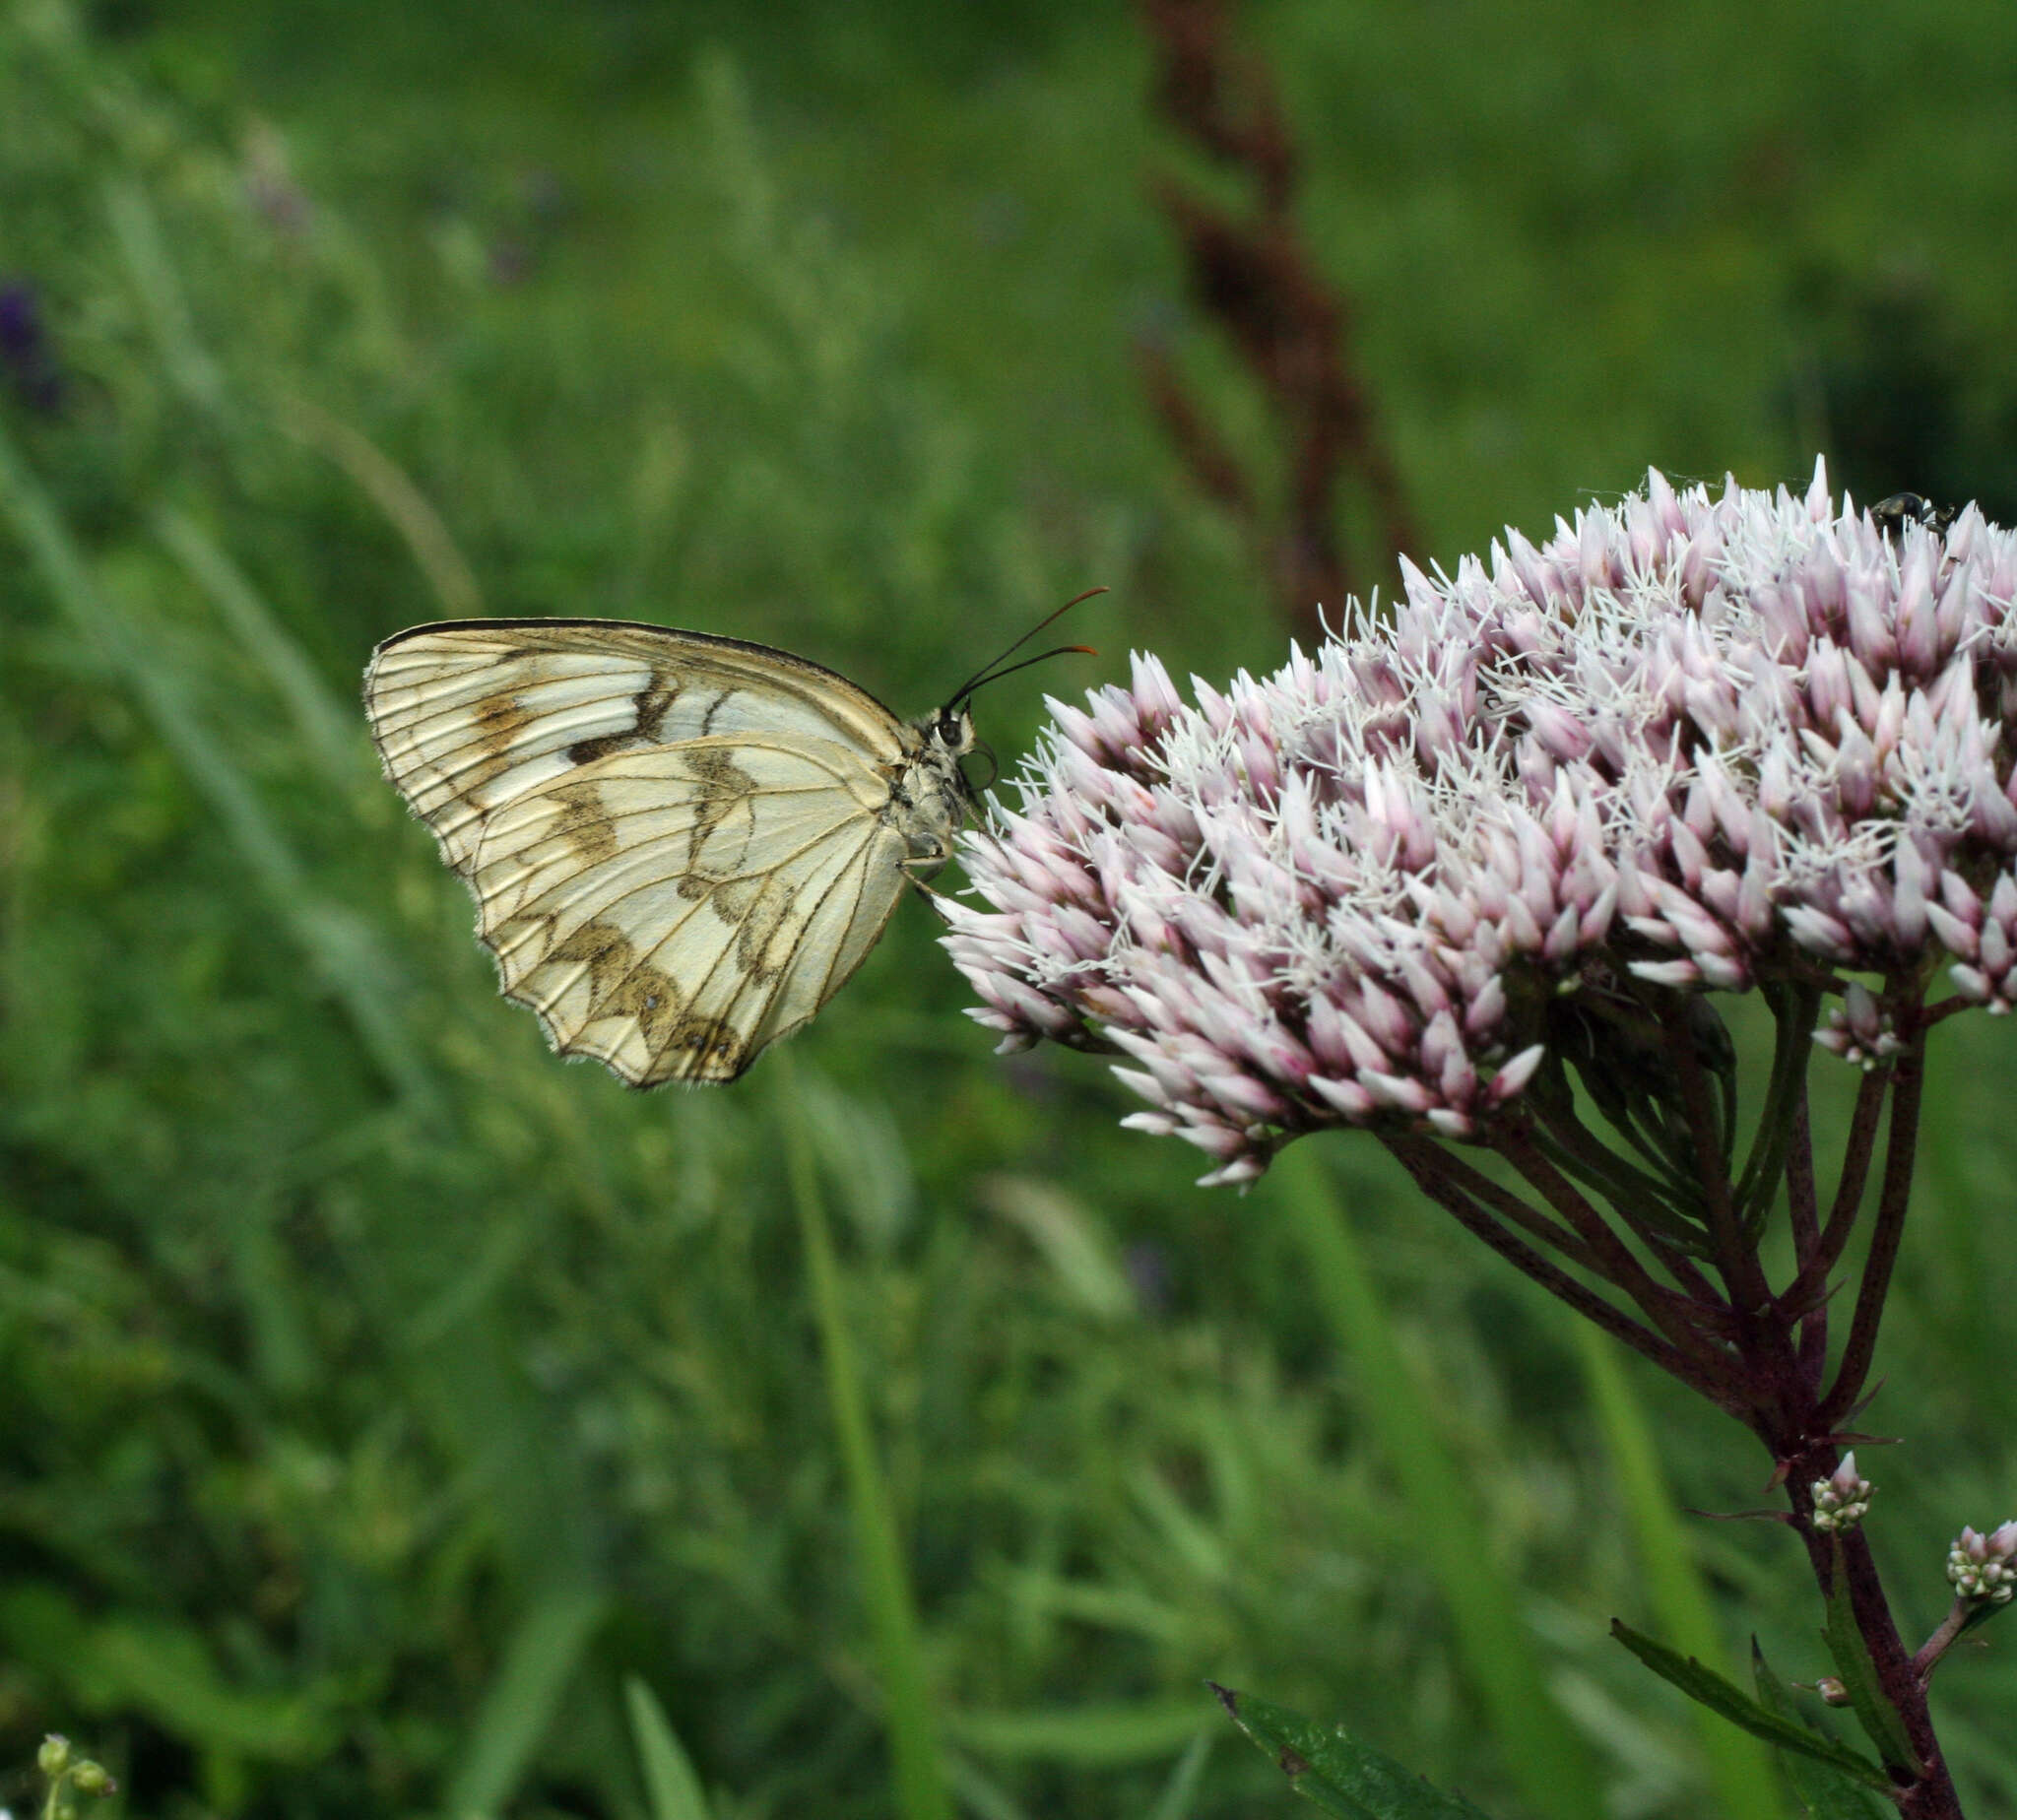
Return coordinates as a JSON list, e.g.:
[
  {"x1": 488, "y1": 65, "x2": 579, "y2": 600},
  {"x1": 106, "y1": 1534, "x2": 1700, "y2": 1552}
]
[{"x1": 363, "y1": 603, "x2": 1095, "y2": 1085}]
